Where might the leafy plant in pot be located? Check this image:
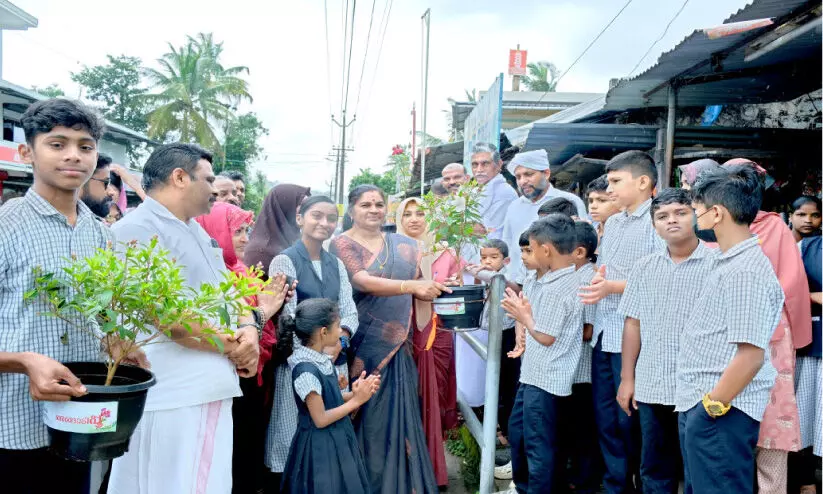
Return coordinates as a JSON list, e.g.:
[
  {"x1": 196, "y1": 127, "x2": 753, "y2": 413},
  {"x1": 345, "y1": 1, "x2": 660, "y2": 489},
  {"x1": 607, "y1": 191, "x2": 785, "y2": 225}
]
[
  {"x1": 24, "y1": 237, "x2": 262, "y2": 461},
  {"x1": 420, "y1": 179, "x2": 487, "y2": 329}
]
